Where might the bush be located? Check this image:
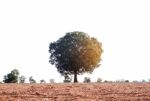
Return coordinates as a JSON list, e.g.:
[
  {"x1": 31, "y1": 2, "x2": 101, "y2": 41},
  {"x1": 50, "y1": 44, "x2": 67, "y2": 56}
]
[
  {"x1": 49, "y1": 79, "x2": 55, "y2": 83},
  {"x1": 132, "y1": 80, "x2": 138, "y2": 83},
  {"x1": 19, "y1": 76, "x2": 26, "y2": 83},
  {"x1": 63, "y1": 75, "x2": 72, "y2": 83},
  {"x1": 83, "y1": 77, "x2": 91, "y2": 83},
  {"x1": 3, "y1": 69, "x2": 19, "y2": 83},
  {"x1": 125, "y1": 80, "x2": 129, "y2": 83},
  {"x1": 104, "y1": 80, "x2": 113, "y2": 83},
  {"x1": 40, "y1": 79, "x2": 46, "y2": 83},
  {"x1": 29, "y1": 76, "x2": 36, "y2": 83},
  {"x1": 97, "y1": 78, "x2": 102, "y2": 83}
]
